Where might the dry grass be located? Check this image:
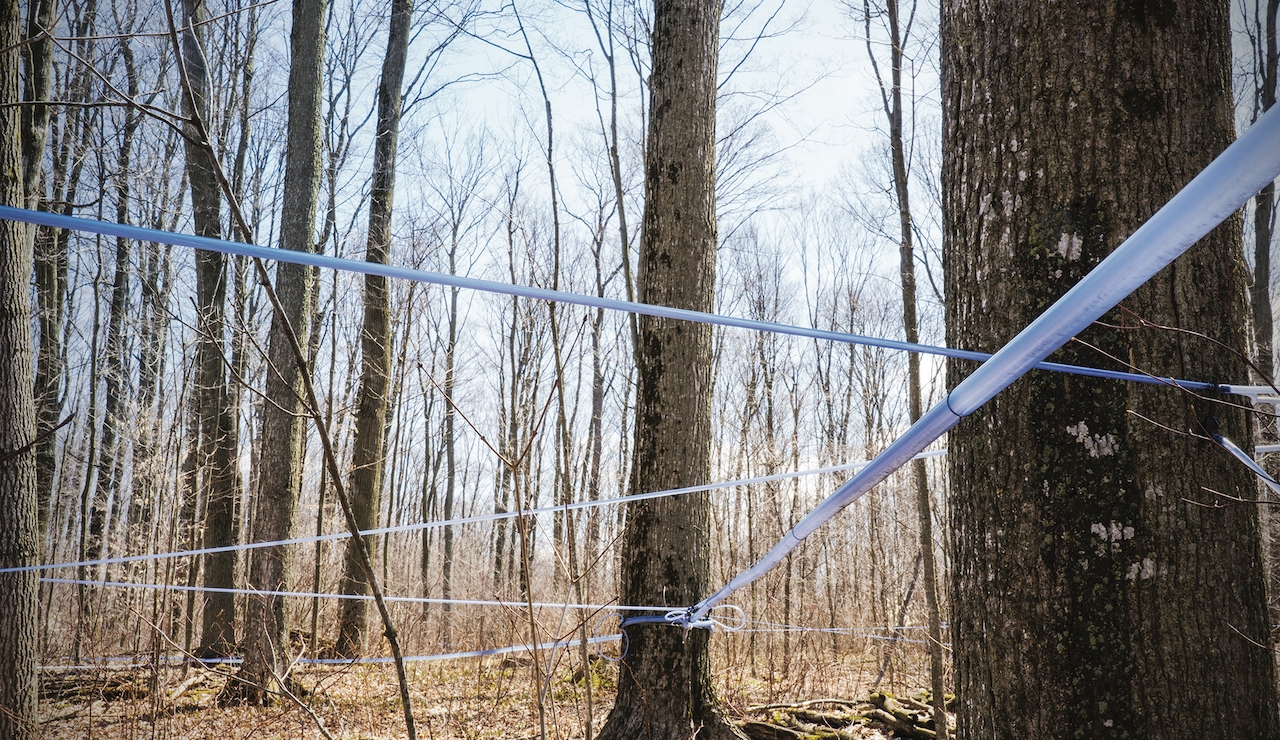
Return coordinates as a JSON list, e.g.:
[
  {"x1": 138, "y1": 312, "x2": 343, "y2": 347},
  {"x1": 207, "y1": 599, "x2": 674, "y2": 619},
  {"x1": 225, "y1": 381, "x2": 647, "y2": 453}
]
[{"x1": 37, "y1": 635, "x2": 940, "y2": 739}]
